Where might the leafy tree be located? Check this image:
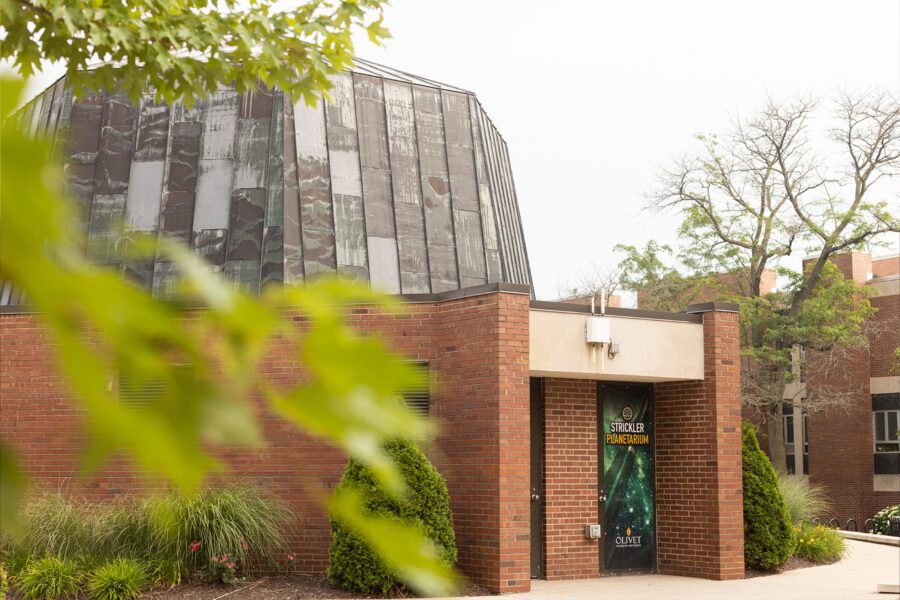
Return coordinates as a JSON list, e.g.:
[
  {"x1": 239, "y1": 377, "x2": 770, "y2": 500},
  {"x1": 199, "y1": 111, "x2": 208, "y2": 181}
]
[
  {"x1": 0, "y1": 1, "x2": 458, "y2": 595},
  {"x1": 2, "y1": 0, "x2": 389, "y2": 106},
  {"x1": 616, "y1": 93, "x2": 898, "y2": 469}
]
